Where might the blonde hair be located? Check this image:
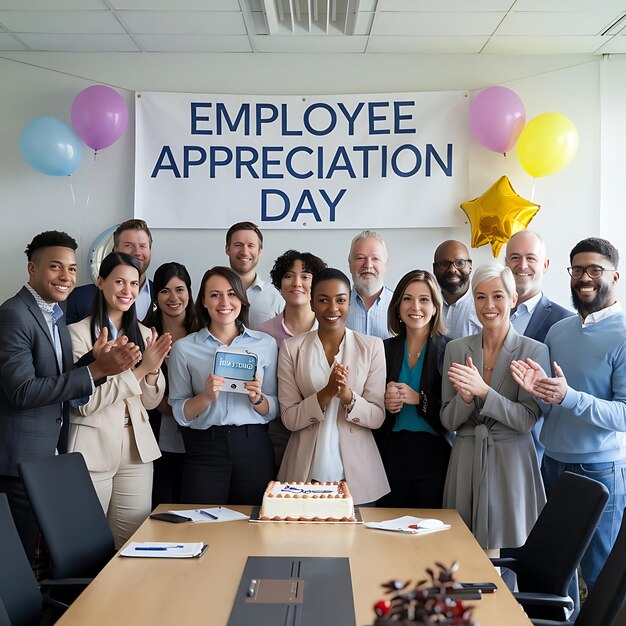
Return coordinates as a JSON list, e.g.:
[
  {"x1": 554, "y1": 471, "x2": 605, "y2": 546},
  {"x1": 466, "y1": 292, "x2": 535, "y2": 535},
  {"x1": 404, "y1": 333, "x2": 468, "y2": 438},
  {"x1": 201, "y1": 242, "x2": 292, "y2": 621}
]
[{"x1": 472, "y1": 263, "x2": 516, "y2": 299}]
